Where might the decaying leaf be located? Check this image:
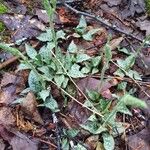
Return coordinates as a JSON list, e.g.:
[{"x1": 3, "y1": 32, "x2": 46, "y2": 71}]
[
  {"x1": 104, "y1": 0, "x2": 122, "y2": 7},
  {"x1": 128, "y1": 129, "x2": 150, "y2": 150},
  {"x1": 20, "y1": 92, "x2": 43, "y2": 124},
  {"x1": 136, "y1": 19, "x2": 150, "y2": 36},
  {"x1": 0, "y1": 72, "x2": 26, "y2": 104},
  {"x1": 0, "y1": 125, "x2": 38, "y2": 150},
  {"x1": 36, "y1": 9, "x2": 61, "y2": 24},
  {"x1": 109, "y1": 37, "x2": 123, "y2": 51},
  {"x1": 68, "y1": 101, "x2": 91, "y2": 124},
  {"x1": 85, "y1": 135, "x2": 99, "y2": 150},
  {"x1": 121, "y1": 0, "x2": 145, "y2": 18},
  {"x1": 0, "y1": 14, "x2": 45, "y2": 41},
  {"x1": 0, "y1": 106, "x2": 16, "y2": 126},
  {"x1": 0, "y1": 138, "x2": 5, "y2": 150},
  {"x1": 77, "y1": 77, "x2": 118, "y2": 99}
]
